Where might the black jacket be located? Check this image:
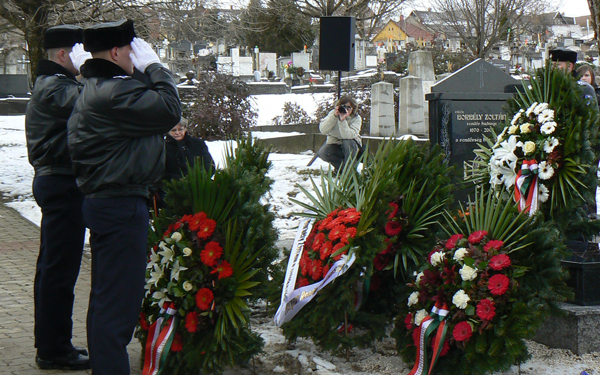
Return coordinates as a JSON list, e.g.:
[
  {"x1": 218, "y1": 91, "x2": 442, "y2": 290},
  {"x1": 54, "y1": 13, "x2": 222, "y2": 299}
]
[
  {"x1": 164, "y1": 133, "x2": 215, "y2": 180},
  {"x1": 26, "y1": 60, "x2": 82, "y2": 176},
  {"x1": 68, "y1": 59, "x2": 181, "y2": 198}
]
